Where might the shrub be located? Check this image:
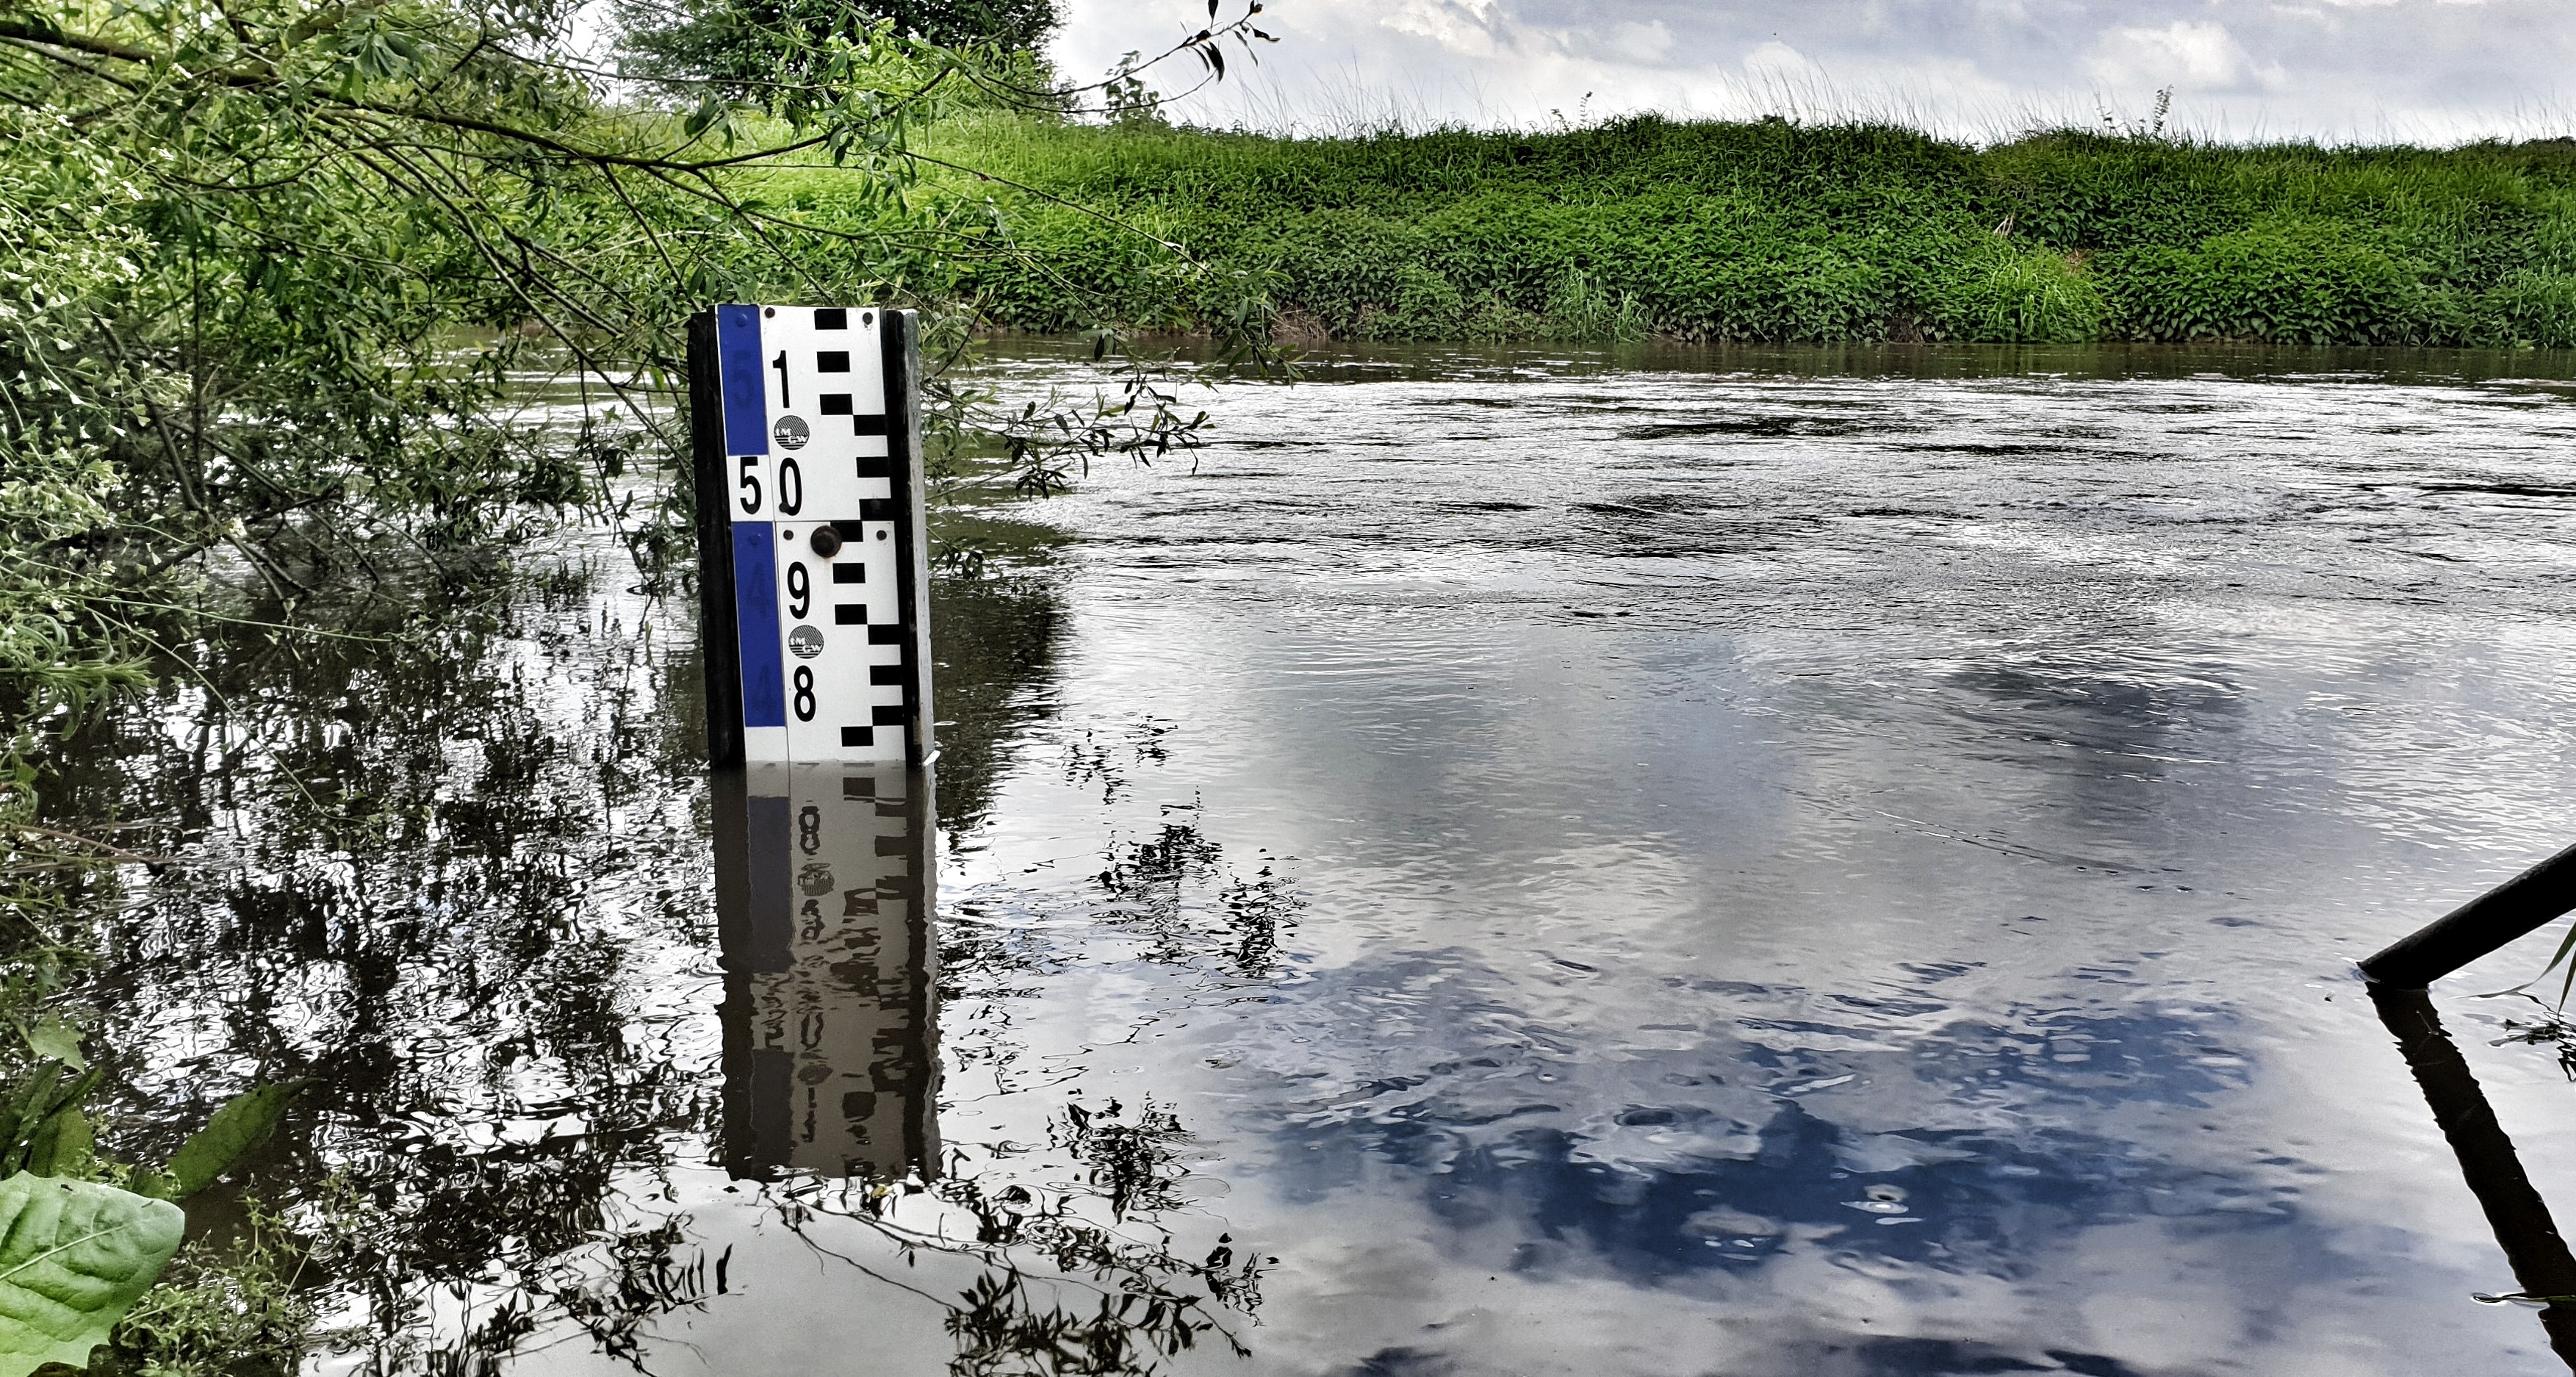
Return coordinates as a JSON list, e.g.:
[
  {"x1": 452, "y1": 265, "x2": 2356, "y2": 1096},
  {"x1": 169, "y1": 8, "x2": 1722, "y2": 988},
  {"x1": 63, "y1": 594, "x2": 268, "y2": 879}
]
[
  {"x1": 2491, "y1": 270, "x2": 2576, "y2": 348},
  {"x1": 1544, "y1": 267, "x2": 1650, "y2": 343},
  {"x1": 1933, "y1": 246, "x2": 2107, "y2": 342},
  {"x1": 924, "y1": 112, "x2": 2576, "y2": 347},
  {"x1": 2104, "y1": 222, "x2": 2420, "y2": 343}
]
